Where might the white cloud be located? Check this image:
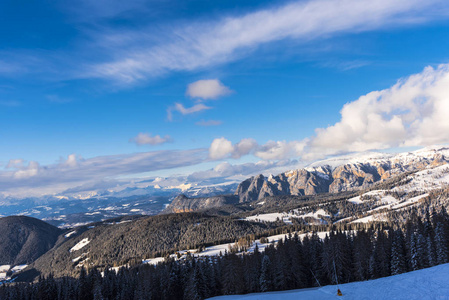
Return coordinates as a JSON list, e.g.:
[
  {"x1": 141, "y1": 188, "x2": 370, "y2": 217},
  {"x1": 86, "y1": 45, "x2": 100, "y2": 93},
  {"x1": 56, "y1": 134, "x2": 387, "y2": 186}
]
[
  {"x1": 186, "y1": 79, "x2": 232, "y2": 100},
  {"x1": 233, "y1": 138, "x2": 258, "y2": 159},
  {"x1": 187, "y1": 160, "x2": 298, "y2": 182},
  {"x1": 209, "y1": 137, "x2": 234, "y2": 160},
  {"x1": 131, "y1": 133, "x2": 172, "y2": 145},
  {"x1": 13, "y1": 161, "x2": 40, "y2": 179},
  {"x1": 304, "y1": 64, "x2": 449, "y2": 159},
  {"x1": 0, "y1": 149, "x2": 208, "y2": 197},
  {"x1": 64, "y1": 154, "x2": 81, "y2": 167},
  {"x1": 208, "y1": 137, "x2": 304, "y2": 160},
  {"x1": 87, "y1": 0, "x2": 446, "y2": 83},
  {"x1": 254, "y1": 140, "x2": 307, "y2": 160},
  {"x1": 196, "y1": 119, "x2": 223, "y2": 126},
  {"x1": 212, "y1": 64, "x2": 449, "y2": 162},
  {"x1": 6, "y1": 159, "x2": 24, "y2": 169},
  {"x1": 167, "y1": 103, "x2": 211, "y2": 121}
]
